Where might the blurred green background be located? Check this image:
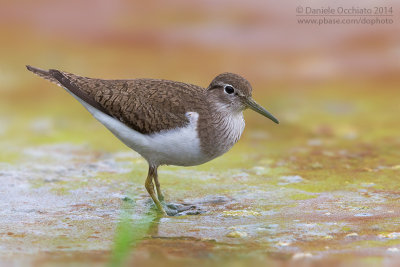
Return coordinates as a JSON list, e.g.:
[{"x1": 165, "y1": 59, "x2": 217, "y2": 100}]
[{"x1": 1, "y1": 1, "x2": 400, "y2": 266}]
